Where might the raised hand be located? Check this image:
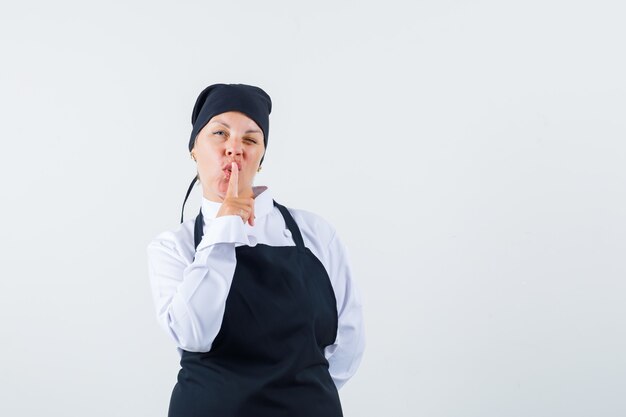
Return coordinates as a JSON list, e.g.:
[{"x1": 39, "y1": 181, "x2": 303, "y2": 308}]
[{"x1": 216, "y1": 162, "x2": 256, "y2": 226}]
